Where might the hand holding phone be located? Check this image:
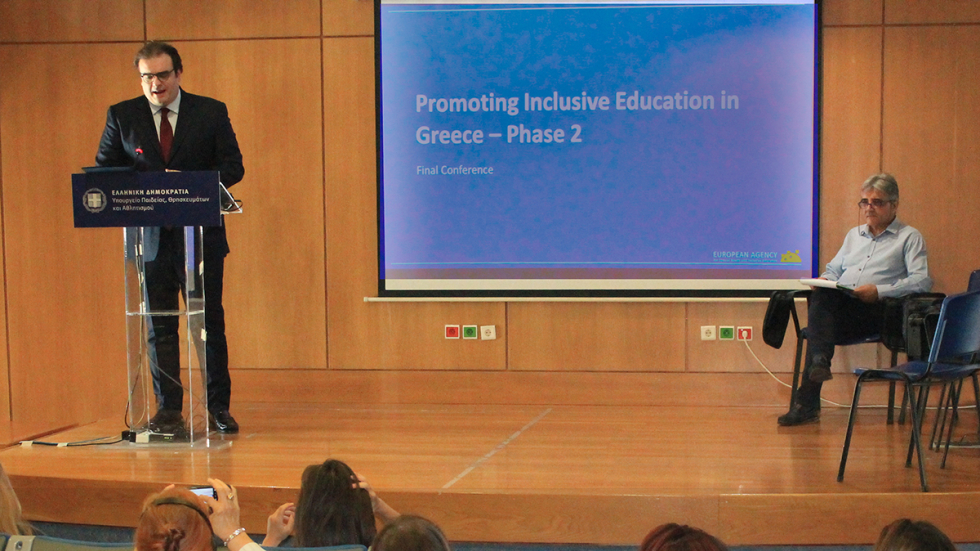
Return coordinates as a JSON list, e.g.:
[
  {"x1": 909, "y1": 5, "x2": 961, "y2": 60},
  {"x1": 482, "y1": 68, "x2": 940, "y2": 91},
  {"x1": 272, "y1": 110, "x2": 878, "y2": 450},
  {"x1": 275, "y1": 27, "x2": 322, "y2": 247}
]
[{"x1": 189, "y1": 485, "x2": 218, "y2": 500}]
